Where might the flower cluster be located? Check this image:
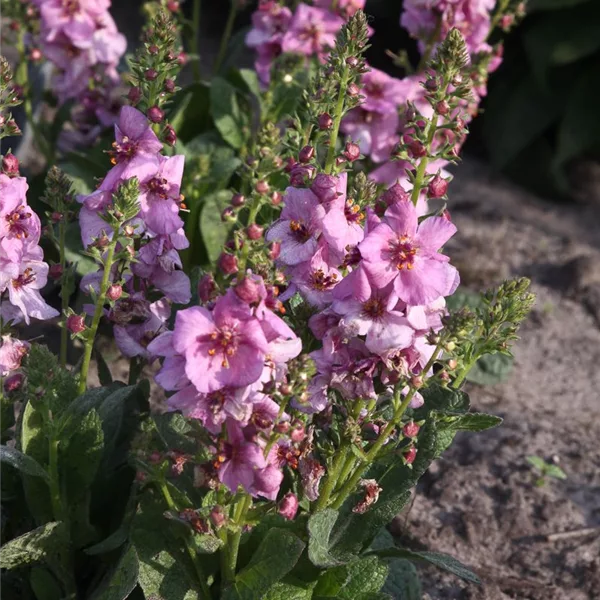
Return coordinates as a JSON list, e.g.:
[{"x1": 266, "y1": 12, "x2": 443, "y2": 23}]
[
  {"x1": 78, "y1": 106, "x2": 191, "y2": 359},
  {"x1": 246, "y1": 0, "x2": 366, "y2": 84},
  {"x1": 0, "y1": 159, "x2": 58, "y2": 327},
  {"x1": 31, "y1": 0, "x2": 126, "y2": 148},
  {"x1": 152, "y1": 278, "x2": 303, "y2": 499}
]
